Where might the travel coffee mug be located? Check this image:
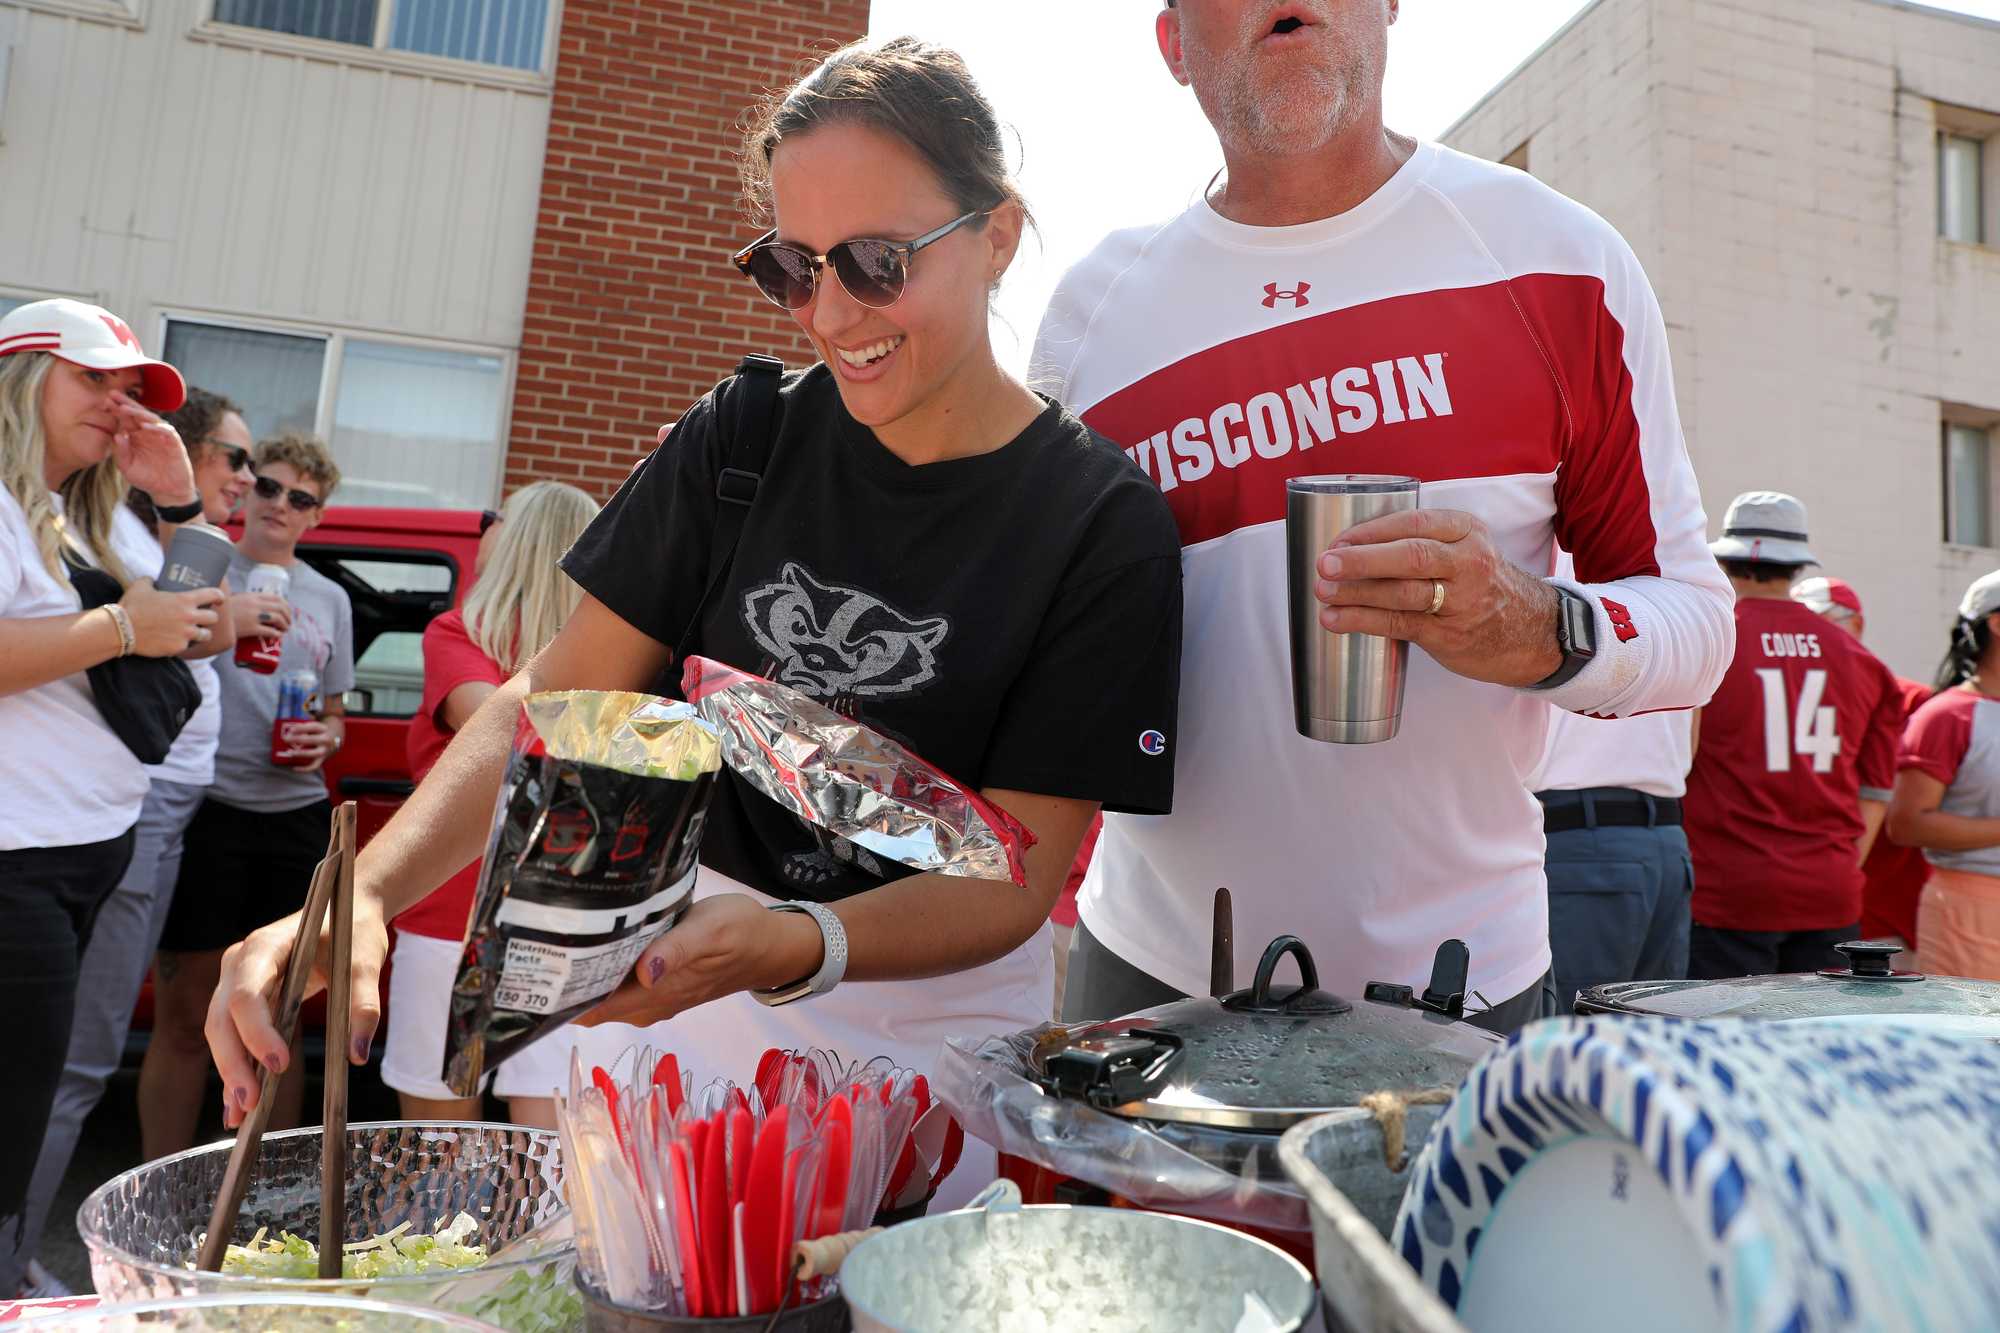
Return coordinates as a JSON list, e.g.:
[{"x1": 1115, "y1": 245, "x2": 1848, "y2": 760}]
[
  {"x1": 154, "y1": 521, "x2": 234, "y2": 593},
  {"x1": 1286, "y1": 475, "x2": 1421, "y2": 744}
]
